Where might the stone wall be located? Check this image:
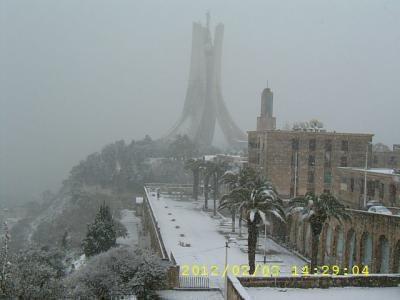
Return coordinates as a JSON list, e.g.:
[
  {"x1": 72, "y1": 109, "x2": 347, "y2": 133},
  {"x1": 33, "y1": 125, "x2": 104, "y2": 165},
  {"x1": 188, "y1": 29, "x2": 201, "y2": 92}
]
[{"x1": 141, "y1": 186, "x2": 180, "y2": 288}]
